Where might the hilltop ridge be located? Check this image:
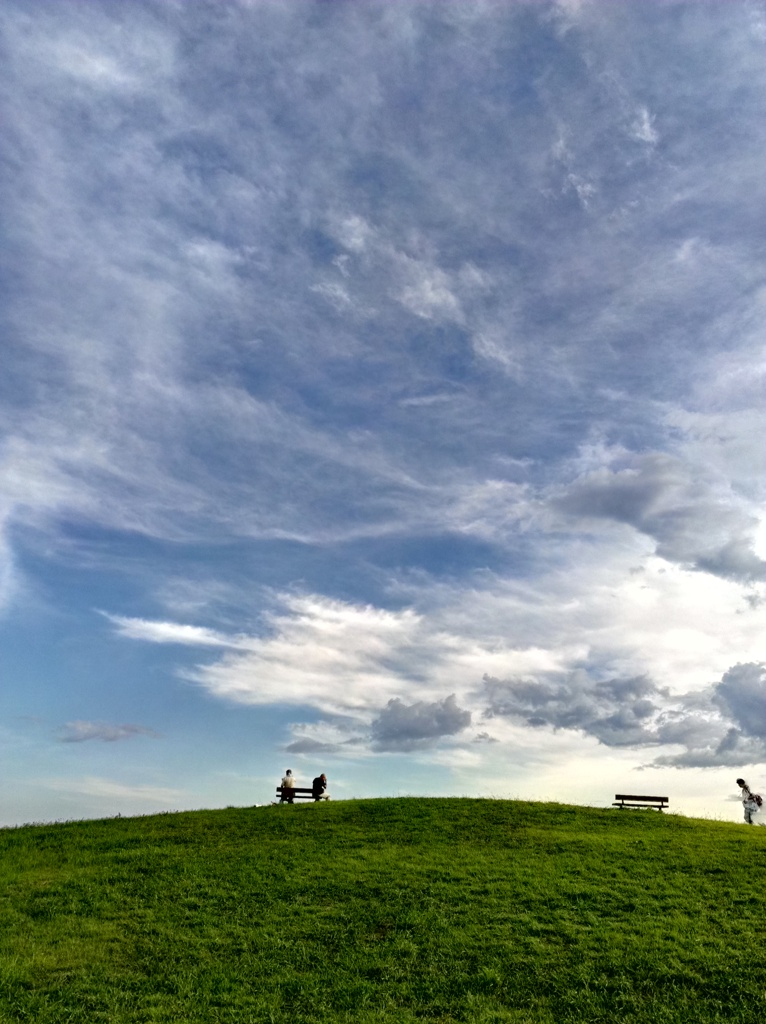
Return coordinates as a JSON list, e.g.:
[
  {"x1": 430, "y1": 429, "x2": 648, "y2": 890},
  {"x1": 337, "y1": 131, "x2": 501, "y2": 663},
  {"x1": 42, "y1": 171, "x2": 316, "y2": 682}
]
[{"x1": 1, "y1": 798, "x2": 764, "y2": 1022}]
